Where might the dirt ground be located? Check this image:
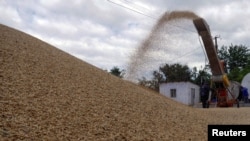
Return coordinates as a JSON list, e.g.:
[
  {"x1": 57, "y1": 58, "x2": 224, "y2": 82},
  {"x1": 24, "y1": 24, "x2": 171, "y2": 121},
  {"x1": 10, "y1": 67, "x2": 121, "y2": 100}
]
[{"x1": 1, "y1": 24, "x2": 250, "y2": 141}]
